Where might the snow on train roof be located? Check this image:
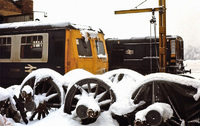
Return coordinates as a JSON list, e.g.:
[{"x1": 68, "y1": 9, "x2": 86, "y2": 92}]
[
  {"x1": 106, "y1": 35, "x2": 183, "y2": 41},
  {"x1": 0, "y1": 20, "x2": 102, "y2": 32}
]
